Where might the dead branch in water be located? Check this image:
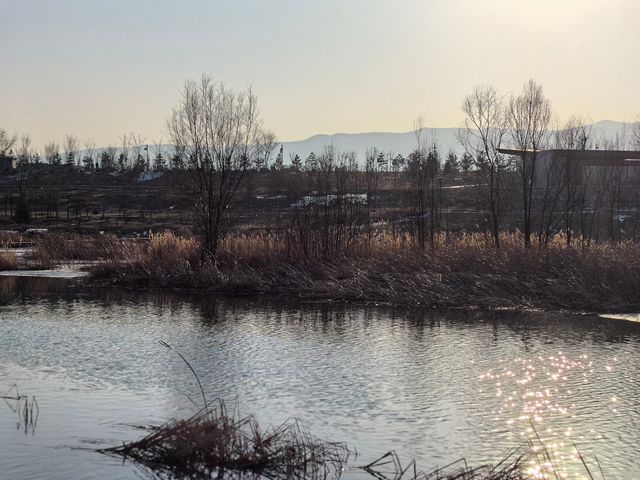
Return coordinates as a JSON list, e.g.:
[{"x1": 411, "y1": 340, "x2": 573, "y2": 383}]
[
  {"x1": 360, "y1": 427, "x2": 607, "y2": 480},
  {"x1": 2, "y1": 384, "x2": 39, "y2": 435},
  {"x1": 360, "y1": 449, "x2": 524, "y2": 480}
]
